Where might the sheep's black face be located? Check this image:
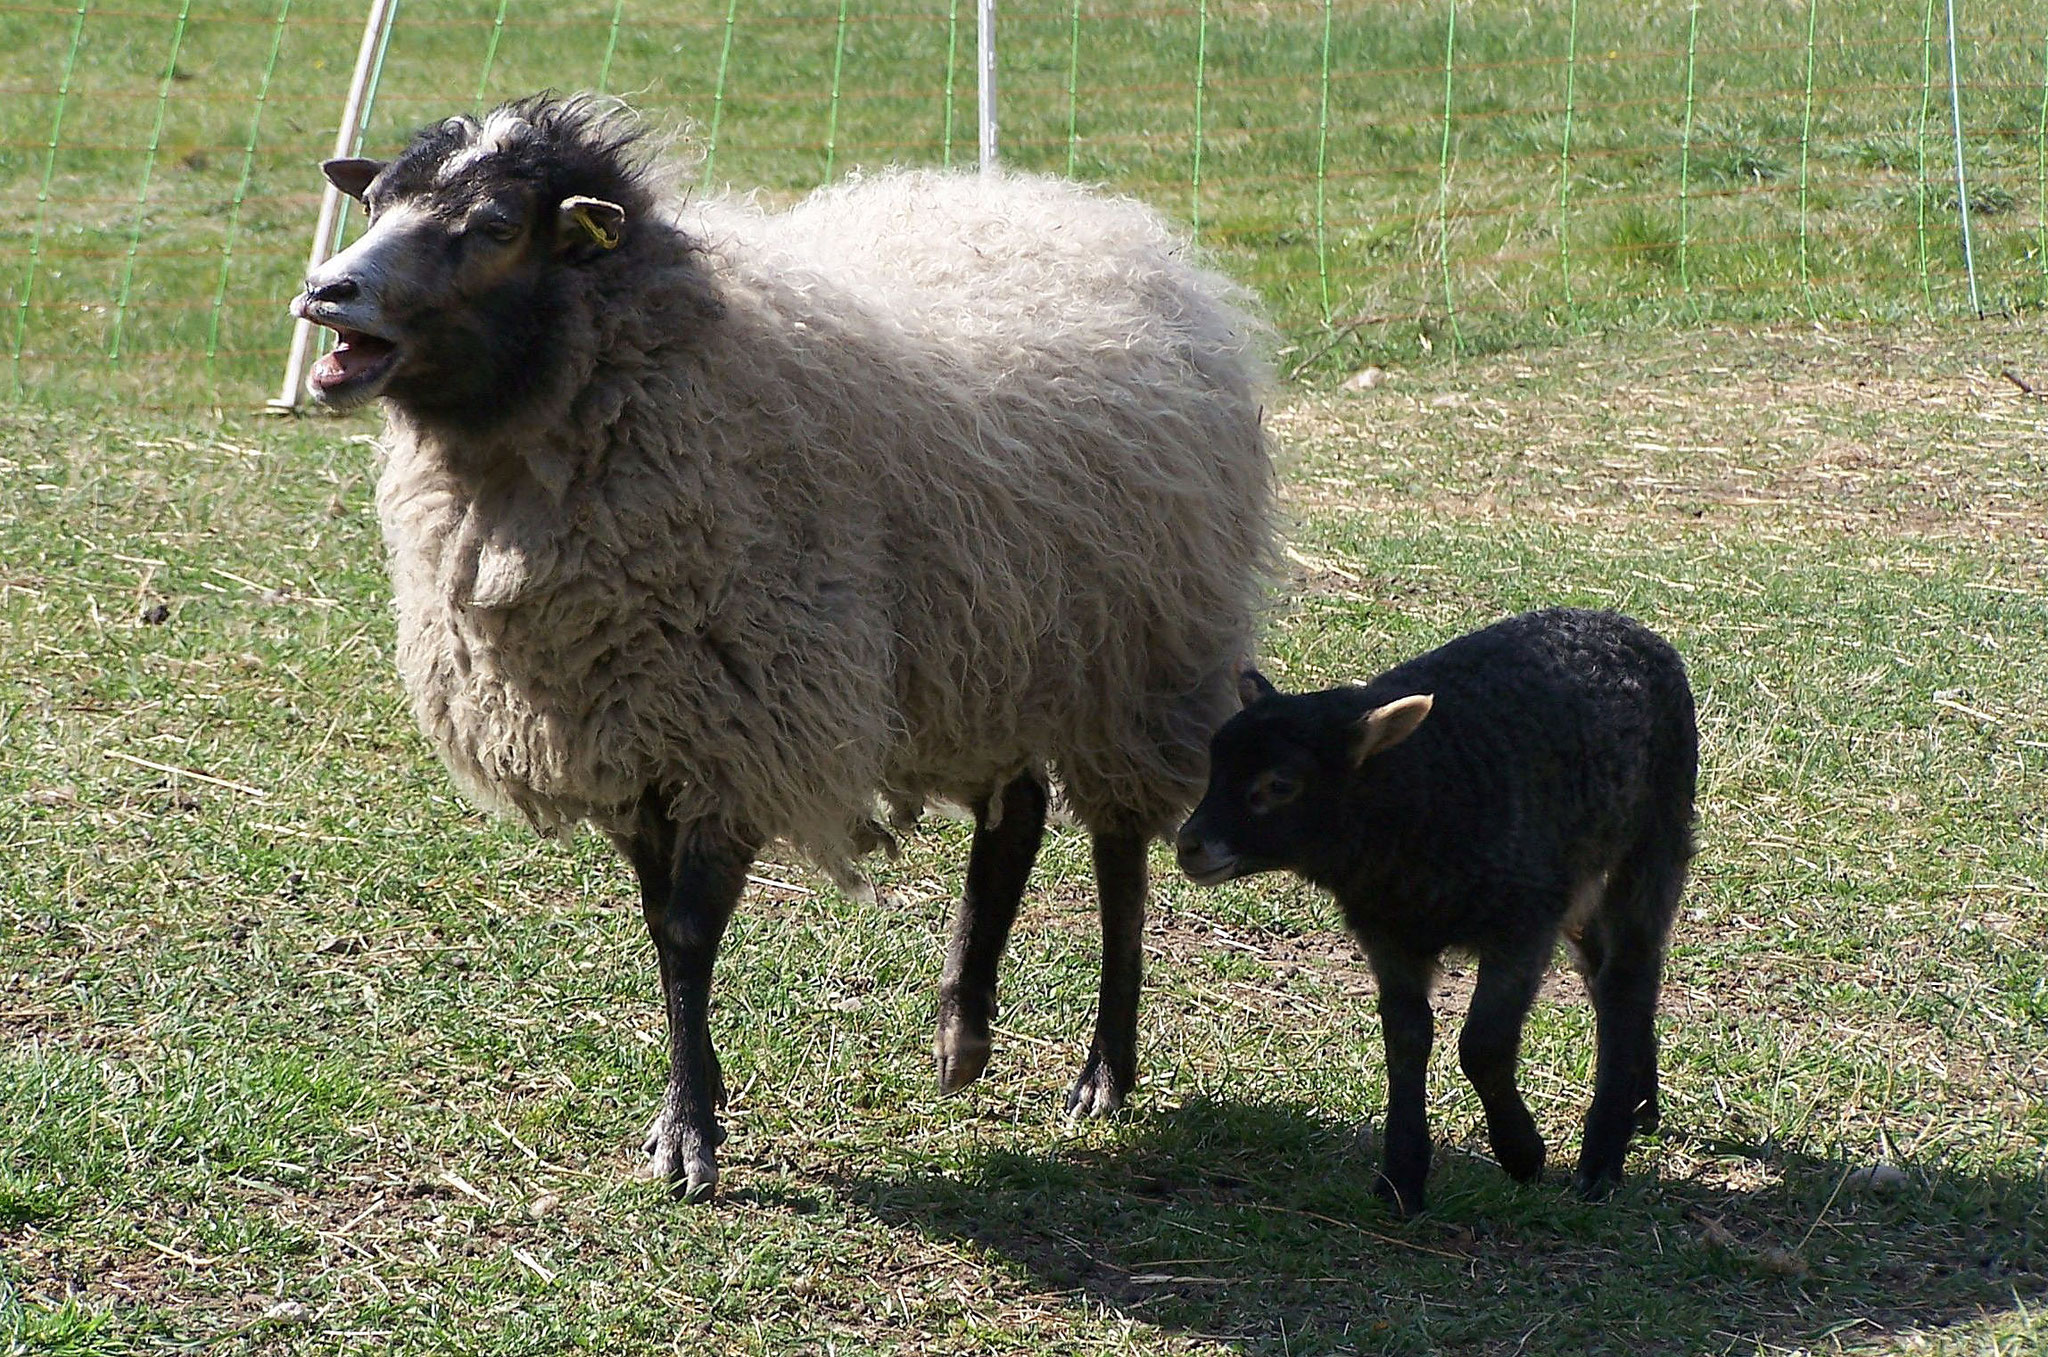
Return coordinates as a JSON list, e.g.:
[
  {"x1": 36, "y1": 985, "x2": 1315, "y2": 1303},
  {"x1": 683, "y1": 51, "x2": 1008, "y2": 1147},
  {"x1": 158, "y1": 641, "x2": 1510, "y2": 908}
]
[
  {"x1": 295, "y1": 182, "x2": 556, "y2": 416},
  {"x1": 290, "y1": 96, "x2": 645, "y2": 426},
  {"x1": 1176, "y1": 670, "x2": 1433, "y2": 887},
  {"x1": 1177, "y1": 686, "x2": 1346, "y2": 886}
]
